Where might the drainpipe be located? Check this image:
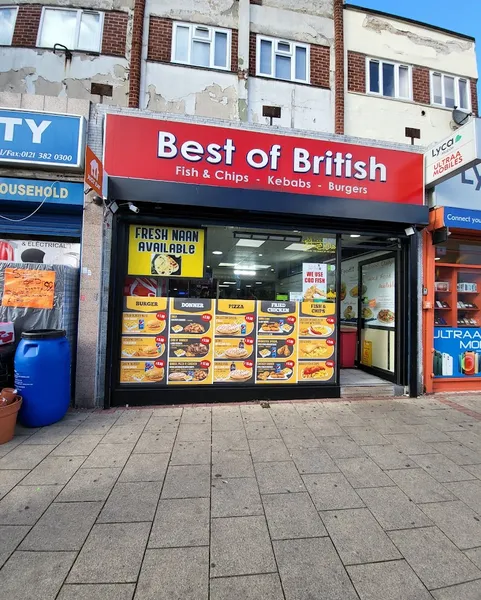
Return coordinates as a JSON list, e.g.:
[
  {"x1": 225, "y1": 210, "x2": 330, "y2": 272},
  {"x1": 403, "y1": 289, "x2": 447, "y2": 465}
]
[{"x1": 237, "y1": 0, "x2": 250, "y2": 122}]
